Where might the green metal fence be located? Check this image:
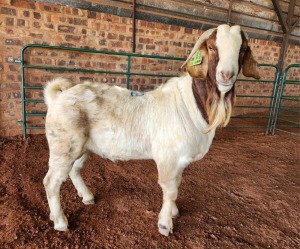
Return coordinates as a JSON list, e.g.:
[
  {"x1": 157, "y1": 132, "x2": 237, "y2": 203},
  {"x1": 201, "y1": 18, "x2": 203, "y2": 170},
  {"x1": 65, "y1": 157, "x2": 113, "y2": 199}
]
[
  {"x1": 18, "y1": 44, "x2": 185, "y2": 138},
  {"x1": 271, "y1": 64, "x2": 300, "y2": 136},
  {"x1": 17, "y1": 44, "x2": 280, "y2": 138},
  {"x1": 228, "y1": 64, "x2": 279, "y2": 133}
]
